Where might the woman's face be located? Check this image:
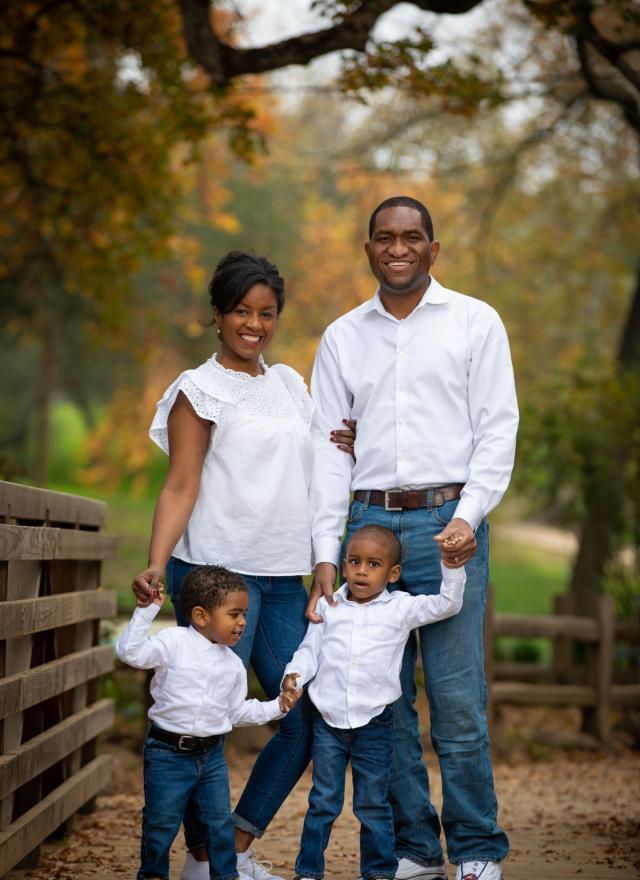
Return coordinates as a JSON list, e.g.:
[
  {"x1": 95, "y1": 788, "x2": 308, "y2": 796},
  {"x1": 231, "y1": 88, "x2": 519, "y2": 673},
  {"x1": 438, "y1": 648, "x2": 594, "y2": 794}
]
[{"x1": 216, "y1": 283, "x2": 279, "y2": 371}]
